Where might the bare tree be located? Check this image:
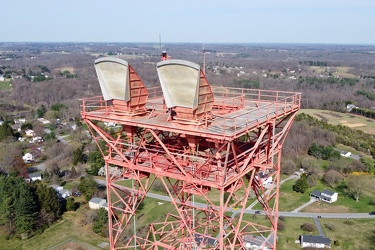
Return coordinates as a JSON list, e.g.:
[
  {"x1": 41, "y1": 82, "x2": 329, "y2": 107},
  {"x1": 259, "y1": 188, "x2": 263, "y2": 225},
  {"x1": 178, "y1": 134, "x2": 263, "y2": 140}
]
[
  {"x1": 300, "y1": 156, "x2": 320, "y2": 173},
  {"x1": 0, "y1": 142, "x2": 22, "y2": 172},
  {"x1": 281, "y1": 159, "x2": 296, "y2": 175},
  {"x1": 346, "y1": 175, "x2": 367, "y2": 202},
  {"x1": 32, "y1": 122, "x2": 46, "y2": 137},
  {"x1": 323, "y1": 170, "x2": 343, "y2": 188}
]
